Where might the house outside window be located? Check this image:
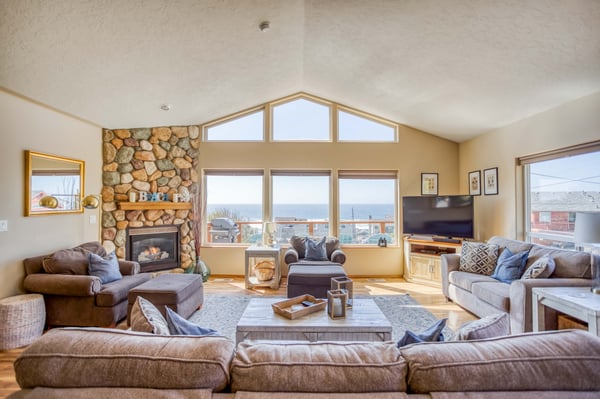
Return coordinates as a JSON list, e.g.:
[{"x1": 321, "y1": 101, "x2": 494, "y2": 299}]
[
  {"x1": 522, "y1": 143, "x2": 600, "y2": 249},
  {"x1": 271, "y1": 171, "x2": 330, "y2": 243},
  {"x1": 338, "y1": 171, "x2": 397, "y2": 245}
]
